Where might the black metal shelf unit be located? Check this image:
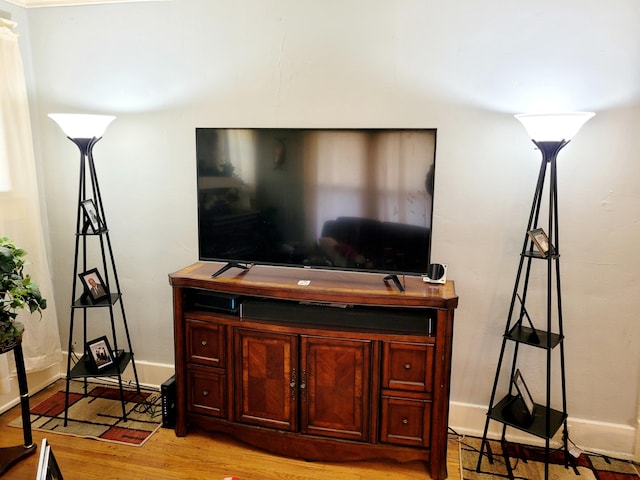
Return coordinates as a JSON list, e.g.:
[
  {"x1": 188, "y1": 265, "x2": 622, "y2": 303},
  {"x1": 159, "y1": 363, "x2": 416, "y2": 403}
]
[
  {"x1": 63, "y1": 135, "x2": 140, "y2": 426},
  {"x1": 476, "y1": 142, "x2": 571, "y2": 480}
]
